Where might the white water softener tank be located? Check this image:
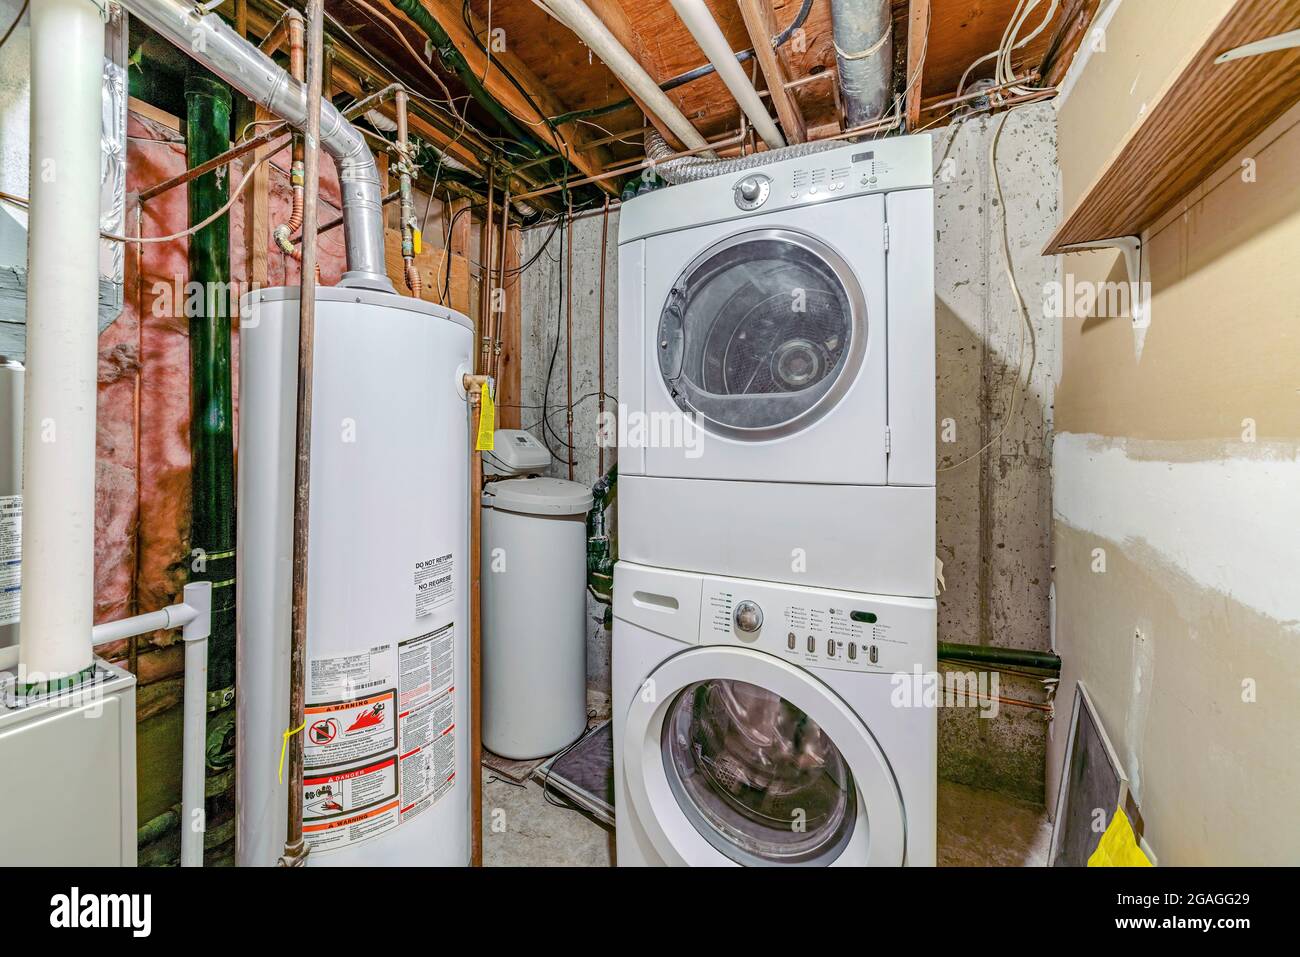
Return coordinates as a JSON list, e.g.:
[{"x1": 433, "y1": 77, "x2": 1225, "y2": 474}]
[
  {"x1": 480, "y1": 431, "x2": 592, "y2": 759},
  {"x1": 237, "y1": 287, "x2": 471, "y2": 866}
]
